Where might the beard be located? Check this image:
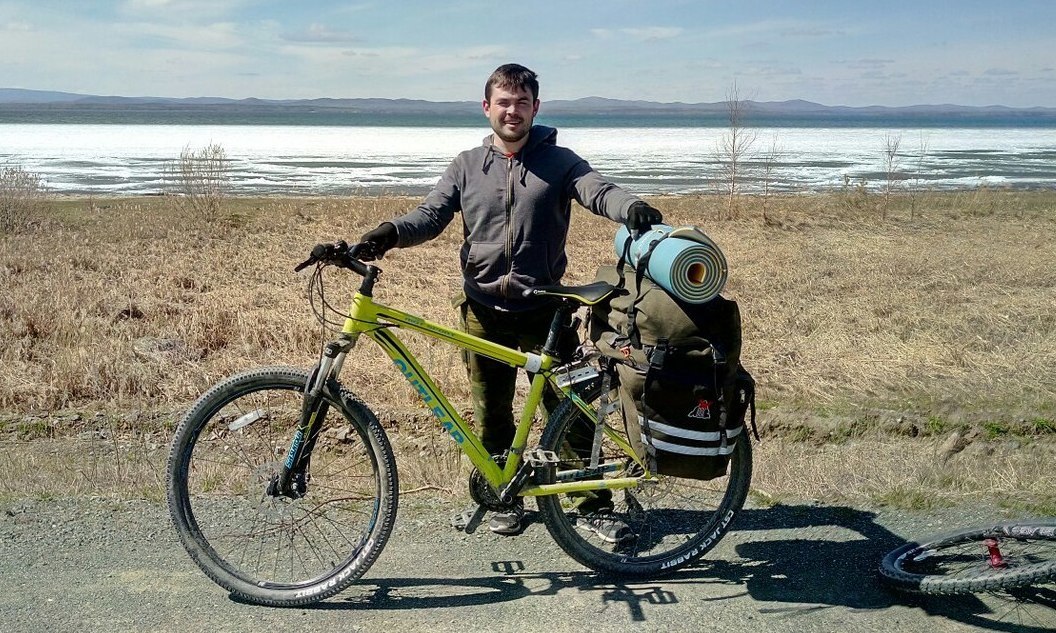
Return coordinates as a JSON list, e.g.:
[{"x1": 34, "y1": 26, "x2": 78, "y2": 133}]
[{"x1": 491, "y1": 117, "x2": 531, "y2": 143}]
